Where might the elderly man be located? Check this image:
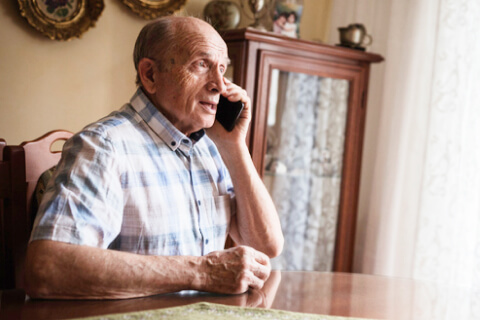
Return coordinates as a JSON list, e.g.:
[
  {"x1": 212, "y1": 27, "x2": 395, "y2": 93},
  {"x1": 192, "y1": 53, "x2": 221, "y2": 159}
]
[{"x1": 25, "y1": 16, "x2": 283, "y2": 299}]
